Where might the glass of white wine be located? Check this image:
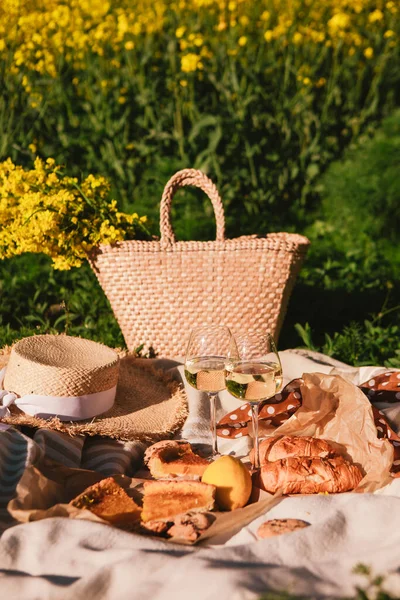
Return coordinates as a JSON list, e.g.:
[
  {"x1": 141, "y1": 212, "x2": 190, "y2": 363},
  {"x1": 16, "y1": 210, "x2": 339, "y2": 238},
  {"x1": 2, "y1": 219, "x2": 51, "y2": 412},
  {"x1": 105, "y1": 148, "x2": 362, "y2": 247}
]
[
  {"x1": 184, "y1": 325, "x2": 233, "y2": 456},
  {"x1": 225, "y1": 332, "x2": 282, "y2": 470}
]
